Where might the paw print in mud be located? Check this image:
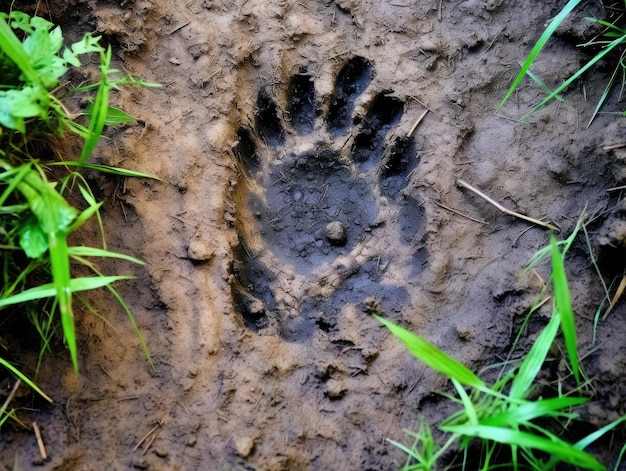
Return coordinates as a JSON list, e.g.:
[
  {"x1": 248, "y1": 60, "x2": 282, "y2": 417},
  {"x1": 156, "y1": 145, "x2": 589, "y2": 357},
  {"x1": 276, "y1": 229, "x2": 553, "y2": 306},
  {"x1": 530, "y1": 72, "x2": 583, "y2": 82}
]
[{"x1": 232, "y1": 56, "x2": 428, "y2": 341}]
